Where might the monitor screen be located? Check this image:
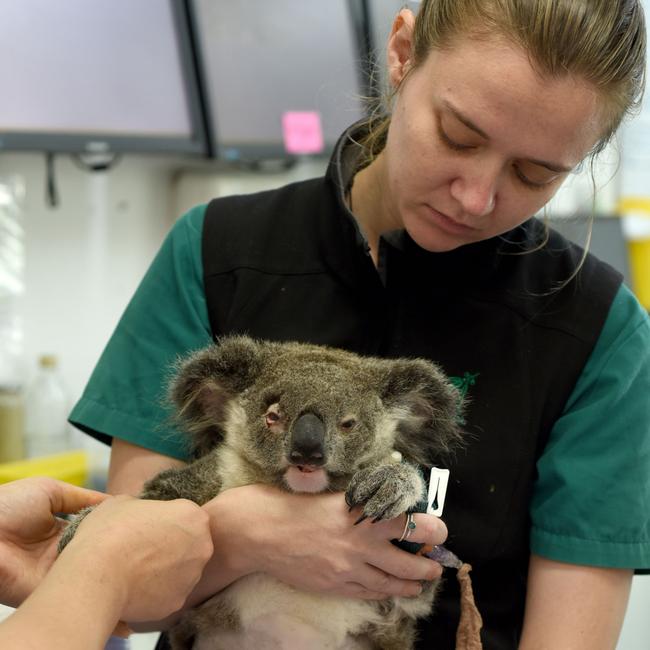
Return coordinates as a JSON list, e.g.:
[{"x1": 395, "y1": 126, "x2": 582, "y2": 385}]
[
  {"x1": 188, "y1": 0, "x2": 370, "y2": 162},
  {"x1": 0, "y1": 0, "x2": 208, "y2": 155}
]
